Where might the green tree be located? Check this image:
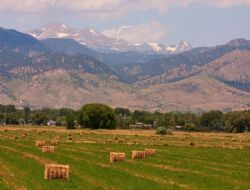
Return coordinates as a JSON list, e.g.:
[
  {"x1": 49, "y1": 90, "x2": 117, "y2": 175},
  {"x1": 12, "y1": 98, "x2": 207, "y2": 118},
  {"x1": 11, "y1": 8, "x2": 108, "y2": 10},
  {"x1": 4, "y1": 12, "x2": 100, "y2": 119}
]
[
  {"x1": 223, "y1": 111, "x2": 250, "y2": 133},
  {"x1": 114, "y1": 107, "x2": 130, "y2": 117},
  {"x1": 4, "y1": 112, "x2": 22, "y2": 124},
  {"x1": 0, "y1": 113, "x2": 4, "y2": 123},
  {"x1": 131, "y1": 110, "x2": 149, "y2": 123},
  {"x1": 65, "y1": 114, "x2": 76, "y2": 129},
  {"x1": 200, "y1": 110, "x2": 223, "y2": 131},
  {"x1": 164, "y1": 113, "x2": 176, "y2": 127},
  {"x1": 23, "y1": 106, "x2": 31, "y2": 124},
  {"x1": 78, "y1": 104, "x2": 116, "y2": 129},
  {"x1": 30, "y1": 112, "x2": 48, "y2": 125},
  {"x1": 115, "y1": 107, "x2": 131, "y2": 128}
]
